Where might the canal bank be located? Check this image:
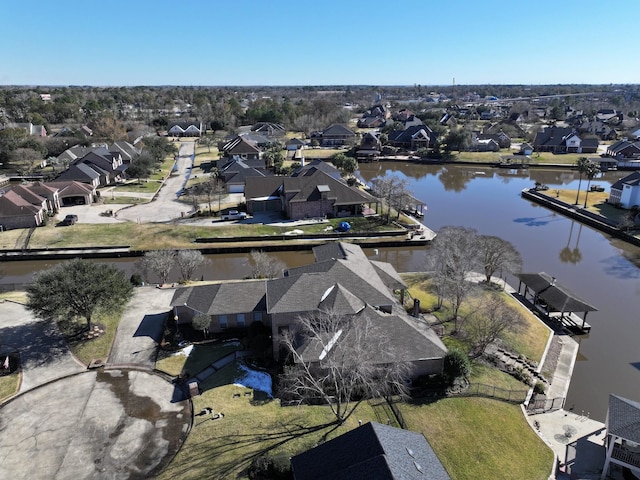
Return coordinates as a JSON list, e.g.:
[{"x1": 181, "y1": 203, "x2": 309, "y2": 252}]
[{"x1": 521, "y1": 188, "x2": 640, "y2": 248}]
